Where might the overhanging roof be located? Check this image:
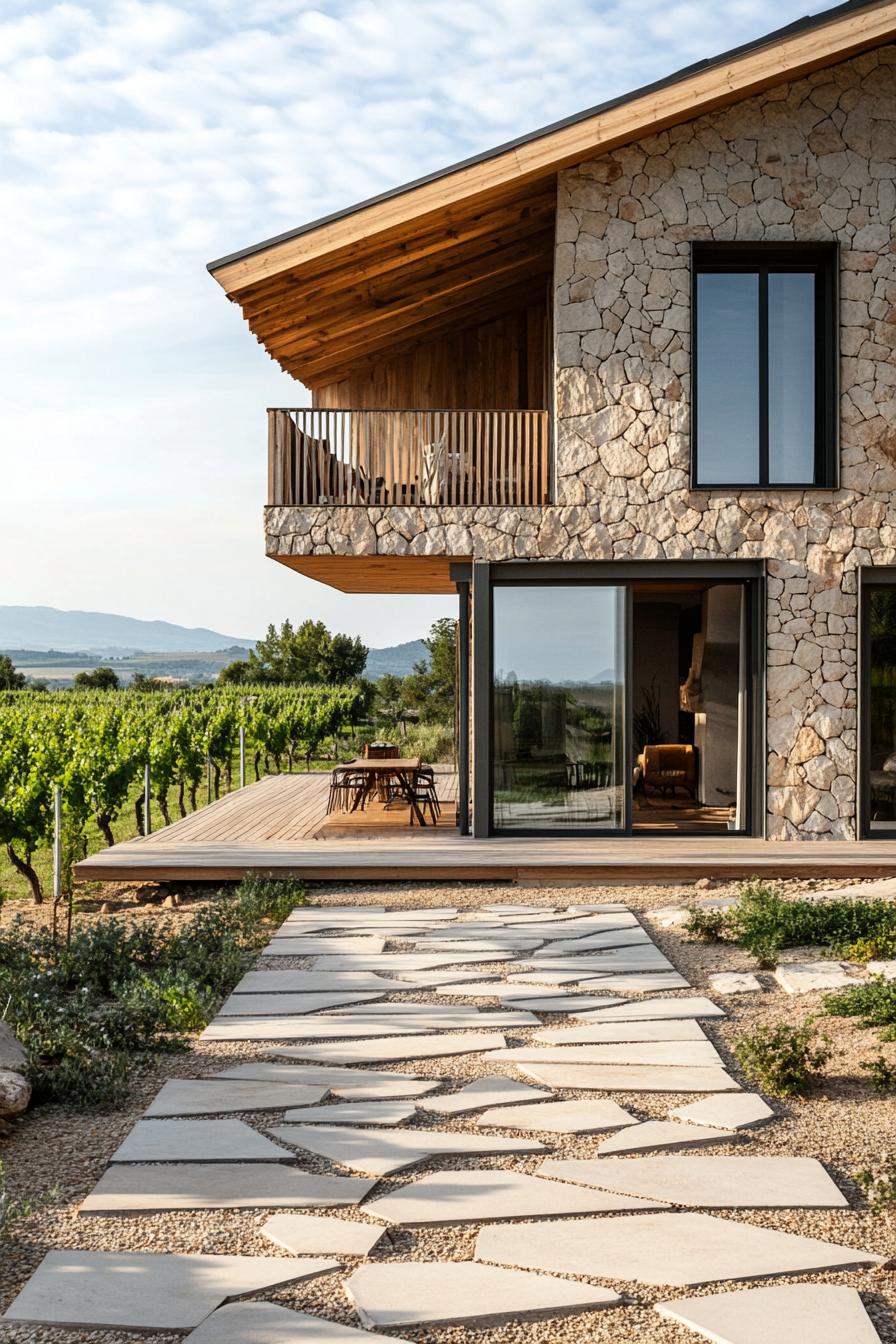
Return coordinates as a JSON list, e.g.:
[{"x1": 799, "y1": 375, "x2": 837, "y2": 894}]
[{"x1": 209, "y1": 0, "x2": 896, "y2": 386}]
